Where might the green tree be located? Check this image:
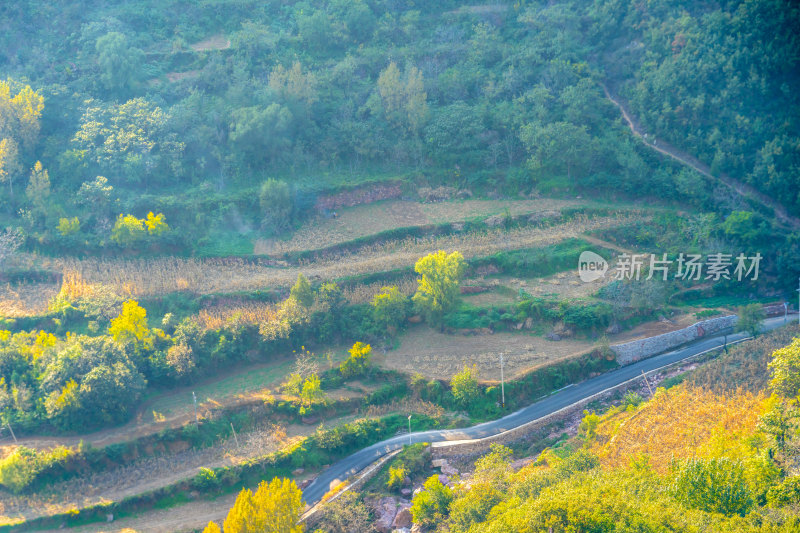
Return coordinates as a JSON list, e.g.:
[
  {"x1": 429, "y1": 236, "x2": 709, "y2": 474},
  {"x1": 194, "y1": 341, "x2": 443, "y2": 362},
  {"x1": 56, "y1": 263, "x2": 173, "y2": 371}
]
[
  {"x1": 722, "y1": 211, "x2": 769, "y2": 245},
  {"x1": 57, "y1": 217, "x2": 80, "y2": 236},
  {"x1": 758, "y1": 400, "x2": 798, "y2": 450},
  {"x1": 377, "y1": 62, "x2": 429, "y2": 136},
  {"x1": 769, "y1": 337, "x2": 800, "y2": 398},
  {"x1": 450, "y1": 365, "x2": 480, "y2": 409},
  {"x1": 25, "y1": 161, "x2": 50, "y2": 217},
  {"x1": 290, "y1": 273, "x2": 314, "y2": 309},
  {"x1": 372, "y1": 285, "x2": 408, "y2": 335},
  {"x1": 108, "y1": 300, "x2": 155, "y2": 351},
  {"x1": 111, "y1": 214, "x2": 146, "y2": 246},
  {"x1": 339, "y1": 342, "x2": 372, "y2": 377},
  {"x1": 299, "y1": 374, "x2": 324, "y2": 406},
  {"x1": 77, "y1": 362, "x2": 146, "y2": 425},
  {"x1": 736, "y1": 303, "x2": 766, "y2": 337},
  {"x1": 520, "y1": 120, "x2": 595, "y2": 180},
  {"x1": 229, "y1": 104, "x2": 293, "y2": 167},
  {"x1": 259, "y1": 178, "x2": 293, "y2": 232},
  {"x1": 411, "y1": 475, "x2": 454, "y2": 528},
  {"x1": 72, "y1": 98, "x2": 184, "y2": 185},
  {"x1": 312, "y1": 490, "x2": 372, "y2": 533},
  {"x1": 95, "y1": 32, "x2": 144, "y2": 93},
  {"x1": 412, "y1": 250, "x2": 466, "y2": 328}
]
